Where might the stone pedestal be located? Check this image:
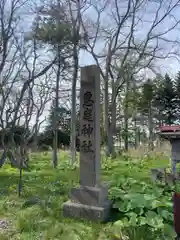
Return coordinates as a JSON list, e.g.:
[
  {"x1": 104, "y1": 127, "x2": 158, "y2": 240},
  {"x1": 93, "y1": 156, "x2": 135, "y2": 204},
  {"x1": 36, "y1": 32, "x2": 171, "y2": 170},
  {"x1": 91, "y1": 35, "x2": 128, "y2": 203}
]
[
  {"x1": 62, "y1": 65, "x2": 111, "y2": 222},
  {"x1": 63, "y1": 185, "x2": 111, "y2": 221}
]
